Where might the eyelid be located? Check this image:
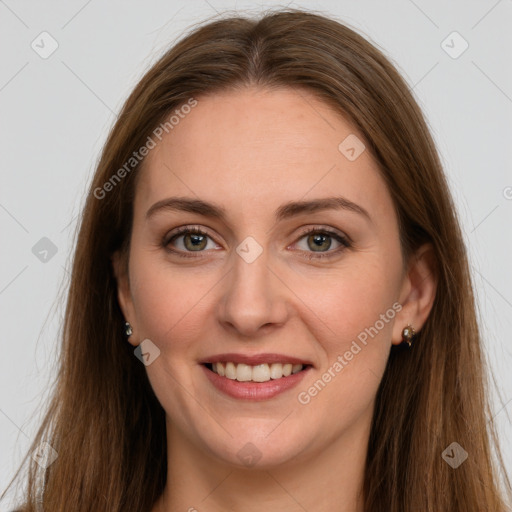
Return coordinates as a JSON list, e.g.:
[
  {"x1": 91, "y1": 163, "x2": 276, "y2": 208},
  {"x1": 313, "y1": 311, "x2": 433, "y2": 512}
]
[
  {"x1": 163, "y1": 225, "x2": 219, "y2": 245},
  {"x1": 293, "y1": 224, "x2": 352, "y2": 245},
  {"x1": 288, "y1": 225, "x2": 351, "y2": 260}
]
